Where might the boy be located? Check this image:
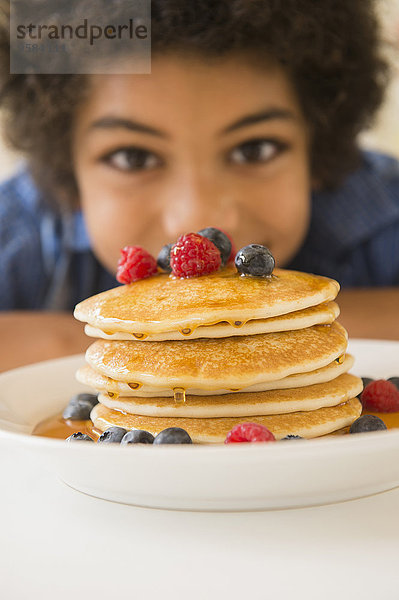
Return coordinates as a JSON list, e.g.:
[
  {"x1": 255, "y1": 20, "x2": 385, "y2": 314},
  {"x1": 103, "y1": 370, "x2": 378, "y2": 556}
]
[{"x1": 0, "y1": 0, "x2": 398, "y2": 369}]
